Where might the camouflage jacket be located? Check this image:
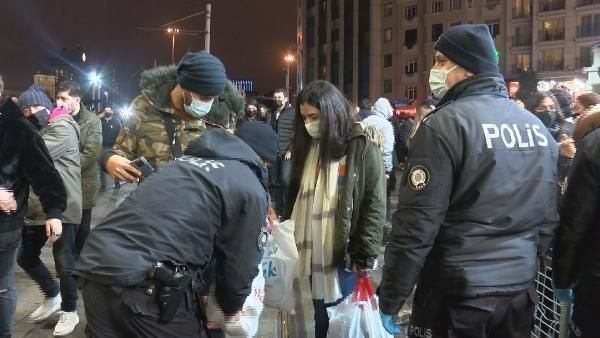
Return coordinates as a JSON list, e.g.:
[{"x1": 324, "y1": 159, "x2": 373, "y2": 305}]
[{"x1": 101, "y1": 66, "x2": 244, "y2": 169}]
